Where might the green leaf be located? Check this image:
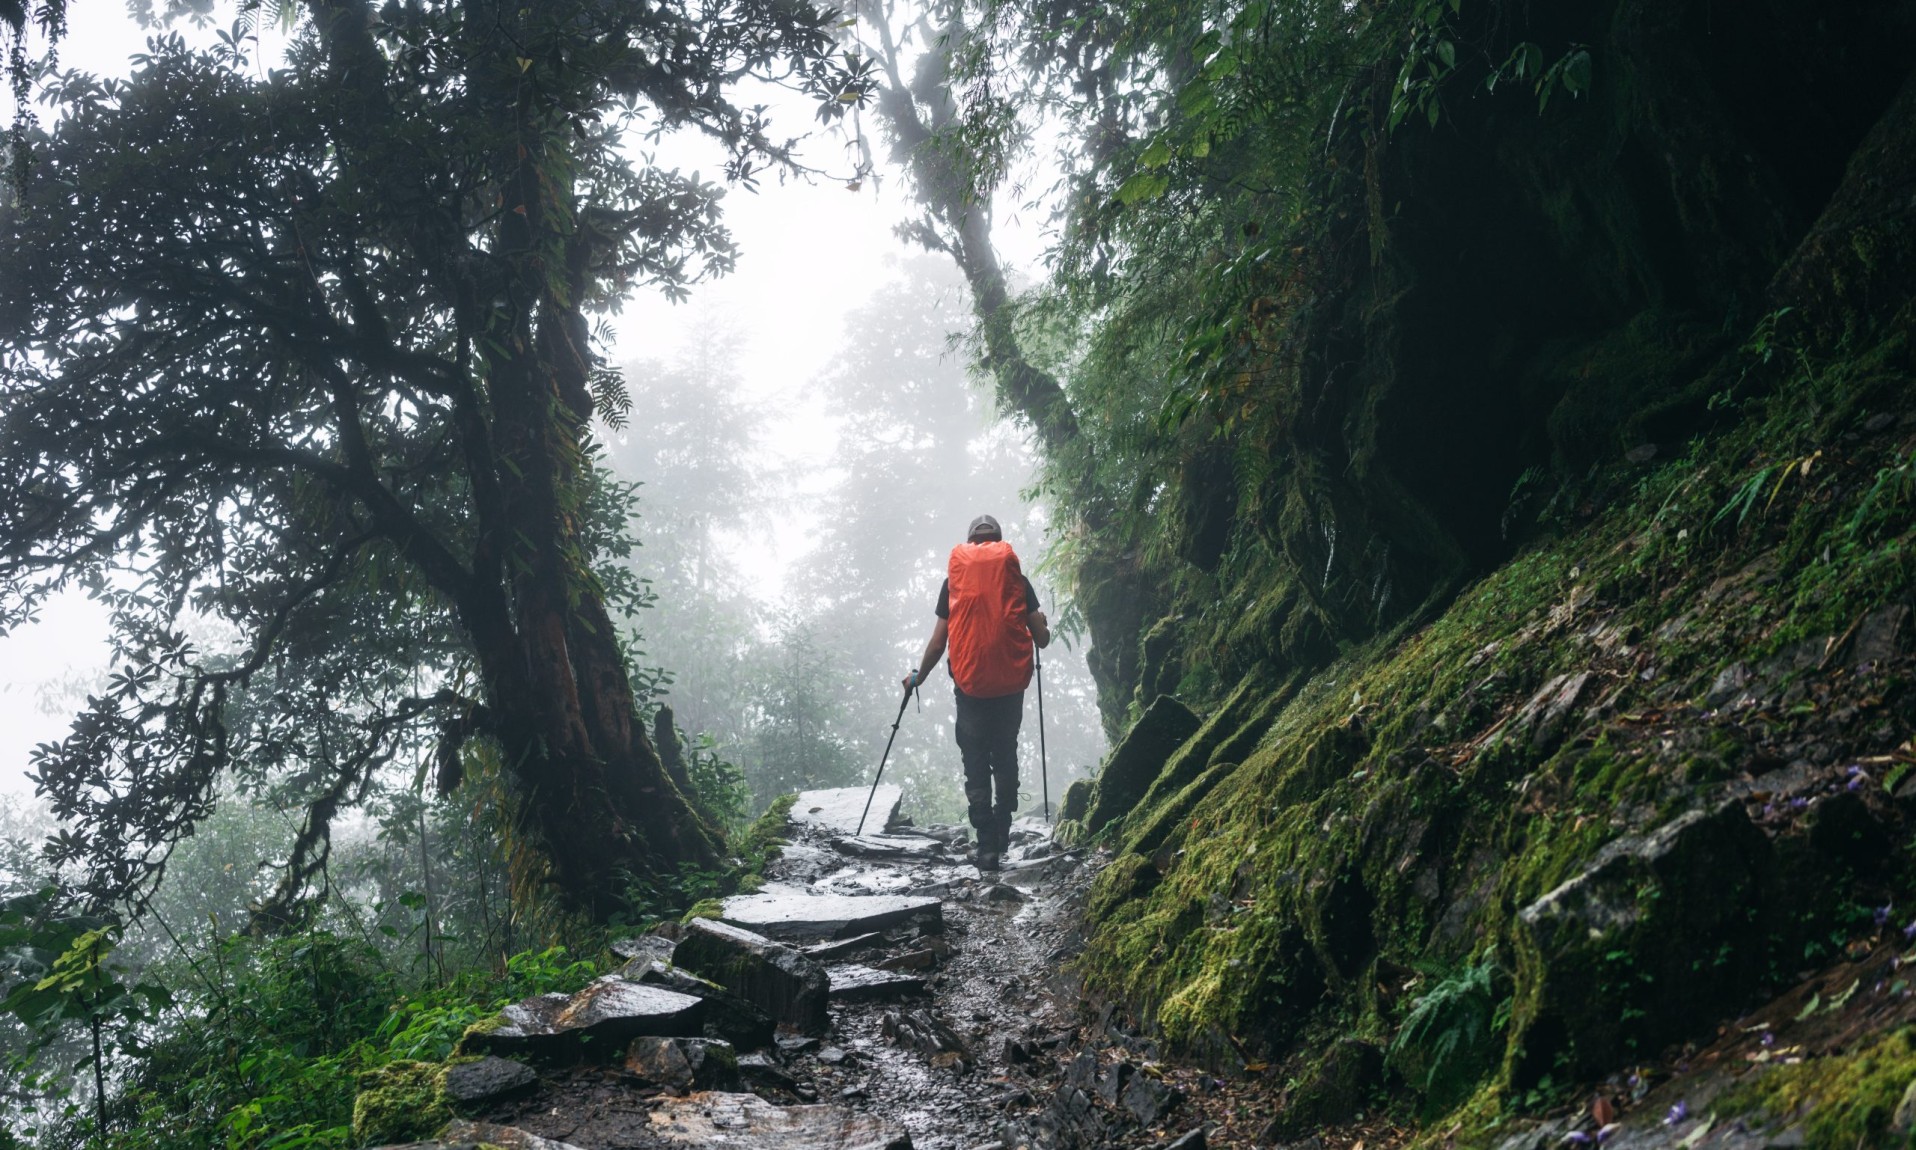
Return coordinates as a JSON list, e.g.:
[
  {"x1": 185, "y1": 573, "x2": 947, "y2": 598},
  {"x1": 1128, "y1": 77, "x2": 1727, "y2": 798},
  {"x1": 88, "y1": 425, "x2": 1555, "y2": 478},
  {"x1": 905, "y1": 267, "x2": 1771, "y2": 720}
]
[
  {"x1": 1562, "y1": 49, "x2": 1593, "y2": 94},
  {"x1": 1435, "y1": 39, "x2": 1455, "y2": 69},
  {"x1": 1115, "y1": 170, "x2": 1170, "y2": 205},
  {"x1": 1139, "y1": 138, "x2": 1173, "y2": 169}
]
